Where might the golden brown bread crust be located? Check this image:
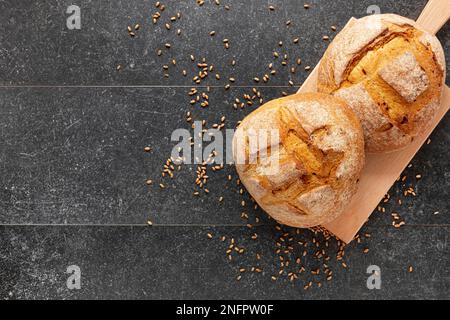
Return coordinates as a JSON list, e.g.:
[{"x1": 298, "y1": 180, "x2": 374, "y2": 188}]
[
  {"x1": 317, "y1": 14, "x2": 446, "y2": 153},
  {"x1": 232, "y1": 93, "x2": 365, "y2": 228}
]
